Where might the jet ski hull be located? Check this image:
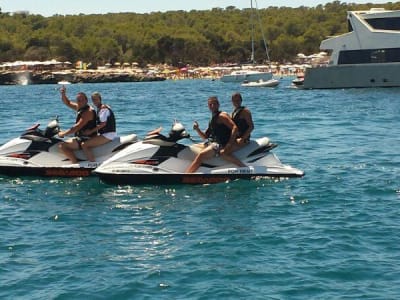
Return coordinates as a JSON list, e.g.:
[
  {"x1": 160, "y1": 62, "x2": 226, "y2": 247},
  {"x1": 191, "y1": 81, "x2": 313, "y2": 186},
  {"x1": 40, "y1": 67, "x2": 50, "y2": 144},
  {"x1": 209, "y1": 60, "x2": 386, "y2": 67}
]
[
  {"x1": 0, "y1": 165, "x2": 94, "y2": 177},
  {"x1": 96, "y1": 171, "x2": 304, "y2": 185}
]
